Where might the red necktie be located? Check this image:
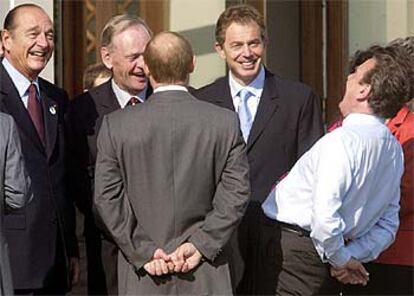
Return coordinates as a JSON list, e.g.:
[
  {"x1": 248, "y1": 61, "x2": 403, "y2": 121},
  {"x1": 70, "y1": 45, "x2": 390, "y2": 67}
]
[
  {"x1": 27, "y1": 84, "x2": 45, "y2": 145},
  {"x1": 127, "y1": 97, "x2": 140, "y2": 106}
]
